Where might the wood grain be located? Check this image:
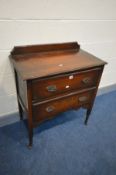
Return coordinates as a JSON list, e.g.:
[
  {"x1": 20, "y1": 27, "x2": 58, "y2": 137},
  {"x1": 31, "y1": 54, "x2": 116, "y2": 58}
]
[
  {"x1": 10, "y1": 42, "x2": 106, "y2": 80},
  {"x1": 10, "y1": 42, "x2": 106, "y2": 147}
]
